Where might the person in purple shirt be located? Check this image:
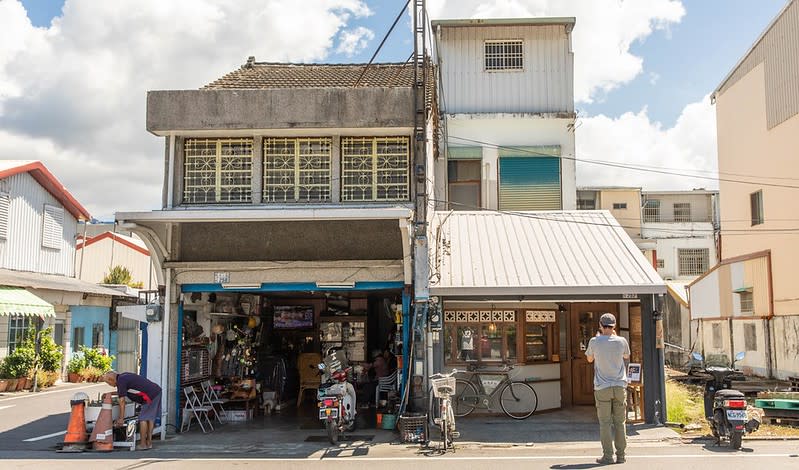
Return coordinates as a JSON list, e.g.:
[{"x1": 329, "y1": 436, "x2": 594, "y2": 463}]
[{"x1": 102, "y1": 371, "x2": 162, "y2": 450}]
